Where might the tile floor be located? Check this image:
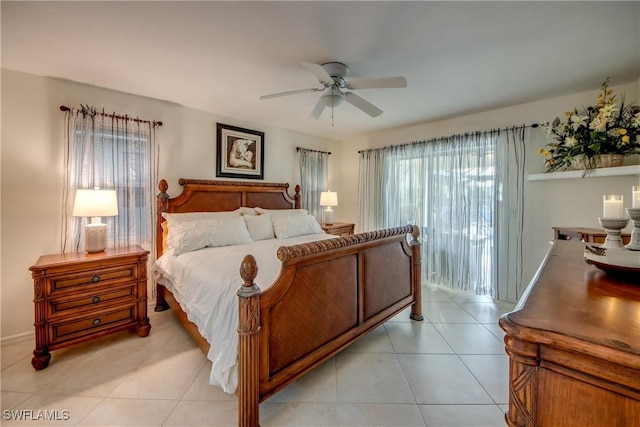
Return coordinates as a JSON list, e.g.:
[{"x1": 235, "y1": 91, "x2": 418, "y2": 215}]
[{"x1": 1, "y1": 284, "x2": 516, "y2": 426}]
